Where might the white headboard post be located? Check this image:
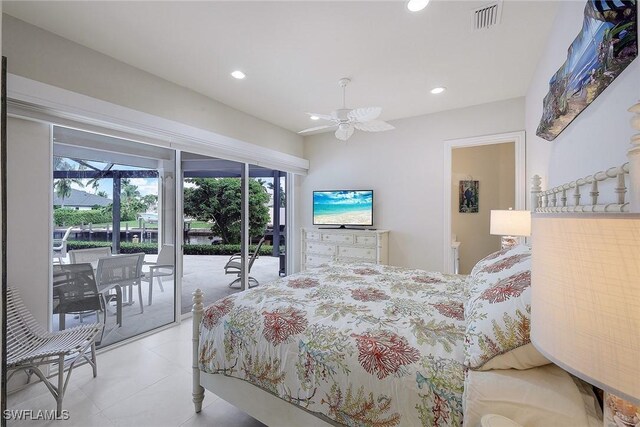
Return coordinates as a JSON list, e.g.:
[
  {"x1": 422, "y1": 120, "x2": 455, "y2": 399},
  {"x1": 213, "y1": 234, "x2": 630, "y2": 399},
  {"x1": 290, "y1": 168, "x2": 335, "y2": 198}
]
[
  {"x1": 531, "y1": 175, "x2": 542, "y2": 212},
  {"x1": 531, "y1": 164, "x2": 630, "y2": 214},
  {"x1": 628, "y1": 101, "x2": 640, "y2": 212}
]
